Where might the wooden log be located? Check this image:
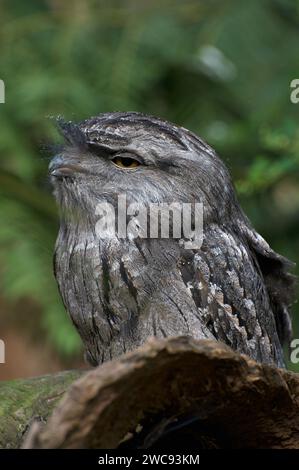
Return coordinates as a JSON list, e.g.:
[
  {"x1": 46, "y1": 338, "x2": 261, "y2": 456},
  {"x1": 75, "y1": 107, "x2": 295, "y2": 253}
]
[
  {"x1": 0, "y1": 370, "x2": 85, "y2": 448},
  {"x1": 20, "y1": 337, "x2": 299, "y2": 449}
]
